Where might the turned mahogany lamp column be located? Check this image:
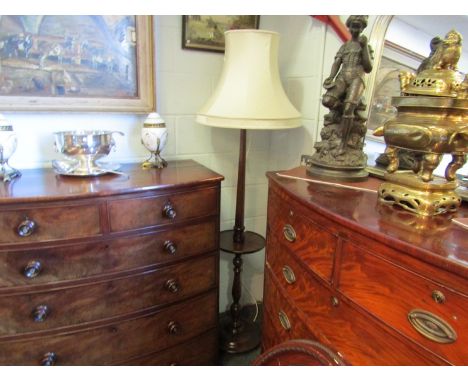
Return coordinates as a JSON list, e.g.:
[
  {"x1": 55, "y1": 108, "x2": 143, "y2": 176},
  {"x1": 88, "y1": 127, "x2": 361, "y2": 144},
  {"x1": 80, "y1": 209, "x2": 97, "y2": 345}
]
[{"x1": 196, "y1": 29, "x2": 301, "y2": 354}]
